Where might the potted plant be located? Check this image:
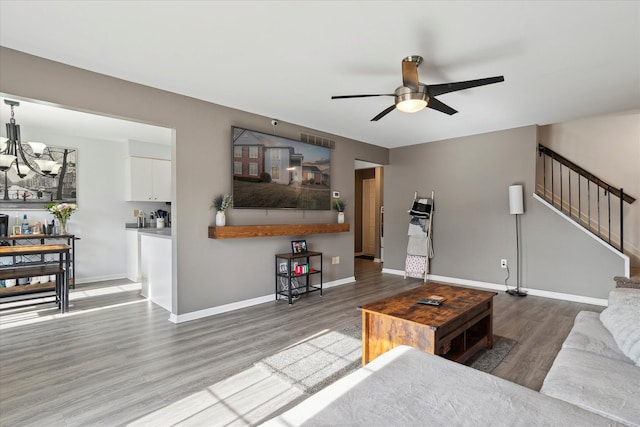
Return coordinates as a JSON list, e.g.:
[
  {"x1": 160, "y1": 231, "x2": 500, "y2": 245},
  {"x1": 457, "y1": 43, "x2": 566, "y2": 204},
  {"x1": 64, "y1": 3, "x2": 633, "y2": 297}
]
[
  {"x1": 333, "y1": 199, "x2": 346, "y2": 224},
  {"x1": 211, "y1": 194, "x2": 233, "y2": 226}
]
